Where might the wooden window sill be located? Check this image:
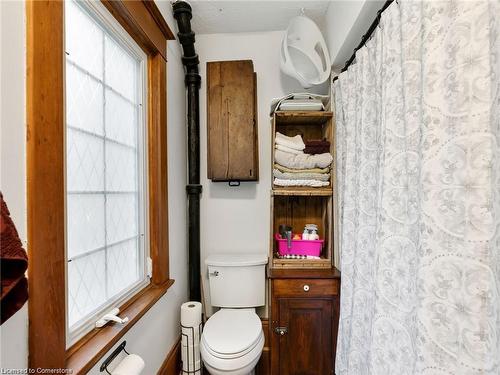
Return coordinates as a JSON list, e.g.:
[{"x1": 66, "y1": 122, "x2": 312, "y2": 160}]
[{"x1": 66, "y1": 279, "x2": 174, "y2": 374}]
